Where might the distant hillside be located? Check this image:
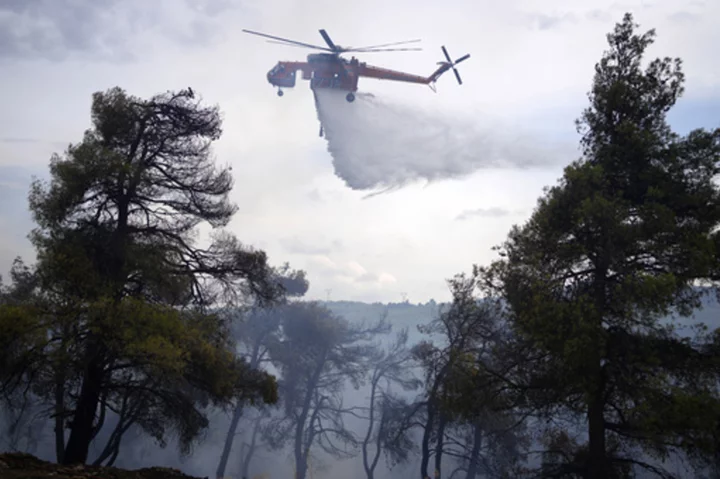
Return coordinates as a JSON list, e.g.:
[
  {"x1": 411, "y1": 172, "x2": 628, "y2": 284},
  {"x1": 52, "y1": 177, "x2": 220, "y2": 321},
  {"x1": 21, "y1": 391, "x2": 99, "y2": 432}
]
[
  {"x1": 325, "y1": 300, "x2": 441, "y2": 325},
  {"x1": 324, "y1": 292, "x2": 720, "y2": 338}
]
